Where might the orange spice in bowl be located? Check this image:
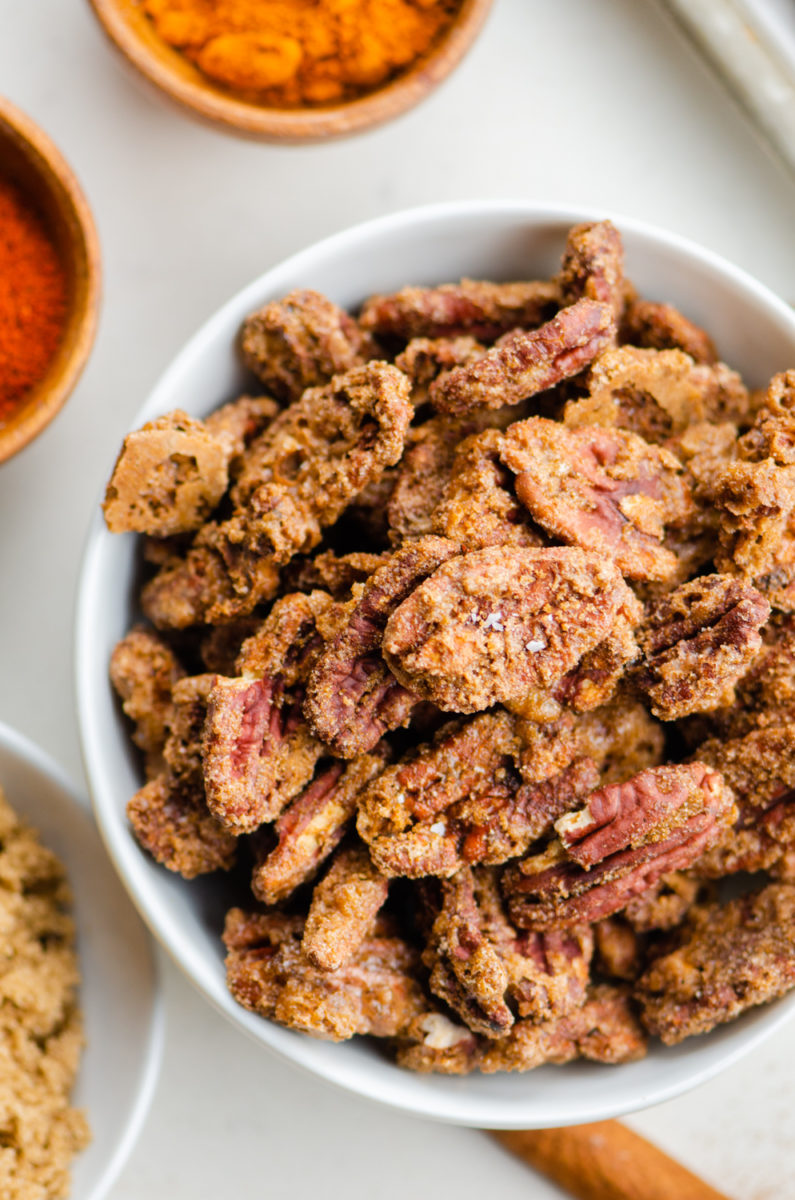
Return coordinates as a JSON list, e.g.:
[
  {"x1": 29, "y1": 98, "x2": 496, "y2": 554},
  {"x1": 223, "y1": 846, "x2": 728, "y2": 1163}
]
[
  {"x1": 142, "y1": 0, "x2": 464, "y2": 106},
  {"x1": 0, "y1": 178, "x2": 68, "y2": 425}
]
